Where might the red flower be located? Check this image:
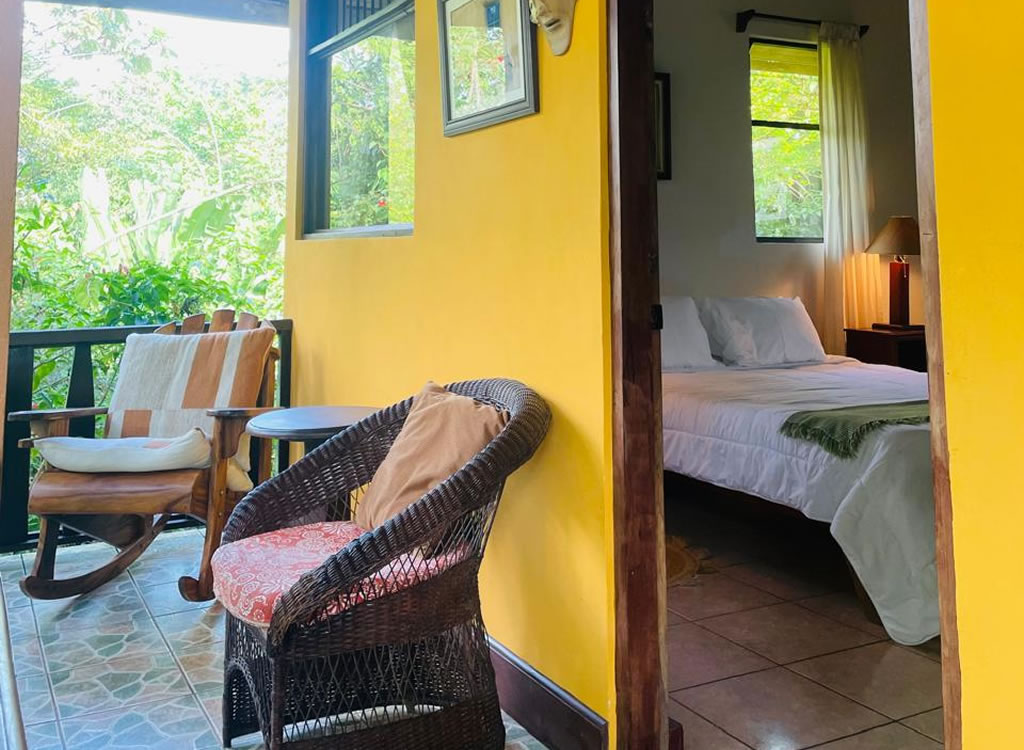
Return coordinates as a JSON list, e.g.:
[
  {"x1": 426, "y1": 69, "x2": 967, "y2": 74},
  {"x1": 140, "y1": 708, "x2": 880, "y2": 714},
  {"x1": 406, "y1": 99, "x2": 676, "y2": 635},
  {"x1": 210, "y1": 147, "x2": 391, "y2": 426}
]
[
  {"x1": 497, "y1": 55, "x2": 505, "y2": 63},
  {"x1": 377, "y1": 198, "x2": 387, "y2": 207}
]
